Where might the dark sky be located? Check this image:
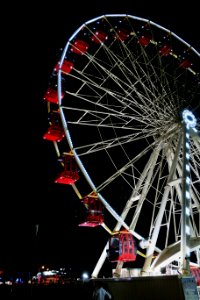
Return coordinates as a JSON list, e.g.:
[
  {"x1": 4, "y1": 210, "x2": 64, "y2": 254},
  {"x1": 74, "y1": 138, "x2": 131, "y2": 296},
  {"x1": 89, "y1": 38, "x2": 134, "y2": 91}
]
[{"x1": 2, "y1": 1, "x2": 199, "y2": 277}]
